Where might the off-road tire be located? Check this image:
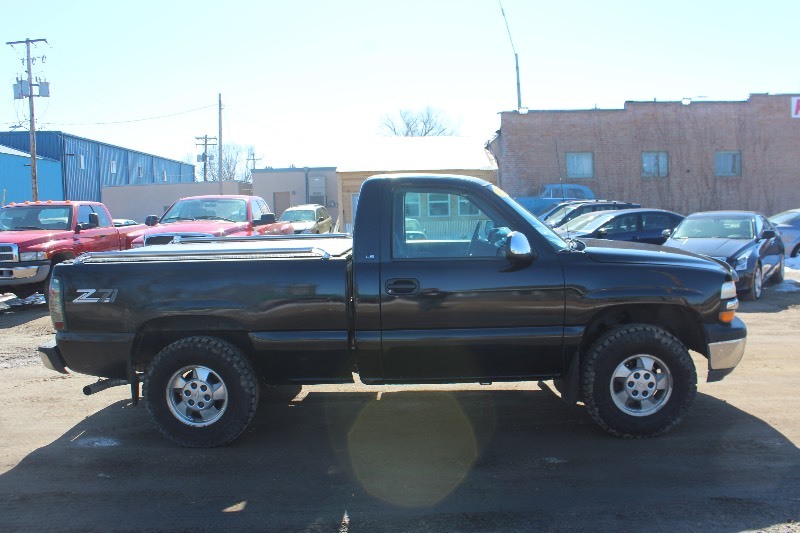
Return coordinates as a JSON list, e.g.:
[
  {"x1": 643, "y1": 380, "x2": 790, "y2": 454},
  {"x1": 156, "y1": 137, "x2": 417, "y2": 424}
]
[
  {"x1": 582, "y1": 324, "x2": 697, "y2": 438},
  {"x1": 143, "y1": 336, "x2": 259, "y2": 447}
]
